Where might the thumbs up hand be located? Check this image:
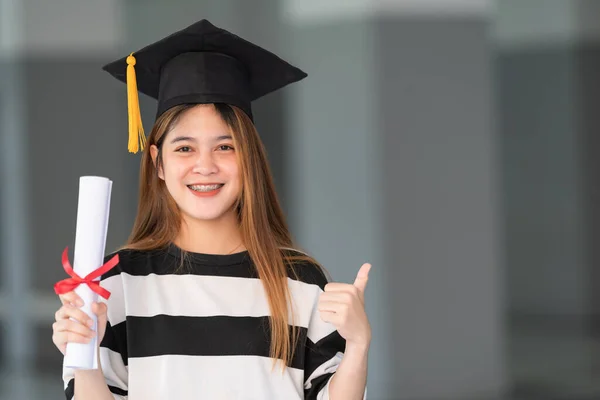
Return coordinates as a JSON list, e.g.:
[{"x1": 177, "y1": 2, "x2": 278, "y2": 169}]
[{"x1": 318, "y1": 263, "x2": 372, "y2": 347}]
